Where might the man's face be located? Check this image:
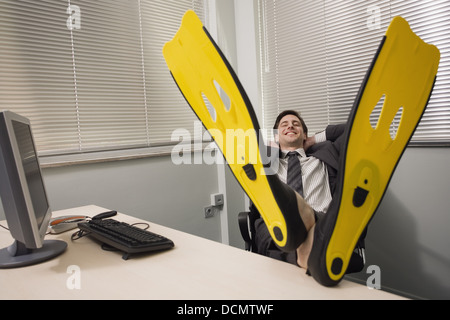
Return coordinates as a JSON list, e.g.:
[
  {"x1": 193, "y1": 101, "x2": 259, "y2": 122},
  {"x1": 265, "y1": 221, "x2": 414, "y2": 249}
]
[{"x1": 276, "y1": 114, "x2": 307, "y2": 150}]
